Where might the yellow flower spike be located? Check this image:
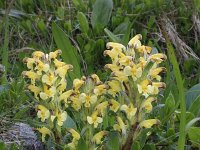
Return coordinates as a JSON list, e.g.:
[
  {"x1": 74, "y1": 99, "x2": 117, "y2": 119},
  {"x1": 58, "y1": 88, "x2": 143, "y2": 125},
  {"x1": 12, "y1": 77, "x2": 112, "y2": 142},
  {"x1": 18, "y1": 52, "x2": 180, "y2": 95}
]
[
  {"x1": 137, "y1": 45, "x2": 152, "y2": 54},
  {"x1": 91, "y1": 74, "x2": 102, "y2": 85},
  {"x1": 112, "y1": 71, "x2": 128, "y2": 82},
  {"x1": 23, "y1": 57, "x2": 35, "y2": 69},
  {"x1": 124, "y1": 65, "x2": 142, "y2": 81},
  {"x1": 94, "y1": 84, "x2": 108, "y2": 96},
  {"x1": 73, "y1": 78, "x2": 85, "y2": 91},
  {"x1": 107, "y1": 80, "x2": 121, "y2": 96},
  {"x1": 95, "y1": 101, "x2": 108, "y2": 116},
  {"x1": 109, "y1": 99, "x2": 120, "y2": 112},
  {"x1": 87, "y1": 111, "x2": 103, "y2": 128},
  {"x1": 149, "y1": 67, "x2": 166, "y2": 81},
  {"x1": 137, "y1": 79, "x2": 153, "y2": 98},
  {"x1": 113, "y1": 116, "x2": 127, "y2": 135},
  {"x1": 53, "y1": 59, "x2": 66, "y2": 68},
  {"x1": 39, "y1": 85, "x2": 50, "y2": 100},
  {"x1": 27, "y1": 84, "x2": 41, "y2": 98},
  {"x1": 151, "y1": 82, "x2": 166, "y2": 95},
  {"x1": 22, "y1": 71, "x2": 40, "y2": 84},
  {"x1": 37, "y1": 105, "x2": 50, "y2": 122},
  {"x1": 140, "y1": 97, "x2": 156, "y2": 113},
  {"x1": 120, "y1": 104, "x2": 137, "y2": 120},
  {"x1": 49, "y1": 49, "x2": 62, "y2": 60},
  {"x1": 55, "y1": 64, "x2": 73, "y2": 78},
  {"x1": 139, "y1": 119, "x2": 160, "y2": 128},
  {"x1": 59, "y1": 90, "x2": 73, "y2": 101},
  {"x1": 32, "y1": 51, "x2": 45, "y2": 59},
  {"x1": 42, "y1": 73, "x2": 56, "y2": 86},
  {"x1": 92, "y1": 131, "x2": 108, "y2": 145},
  {"x1": 37, "y1": 127, "x2": 52, "y2": 142},
  {"x1": 79, "y1": 93, "x2": 97, "y2": 107},
  {"x1": 148, "y1": 53, "x2": 167, "y2": 64},
  {"x1": 57, "y1": 111, "x2": 68, "y2": 126},
  {"x1": 69, "y1": 128, "x2": 80, "y2": 140},
  {"x1": 128, "y1": 34, "x2": 142, "y2": 49},
  {"x1": 138, "y1": 57, "x2": 147, "y2": 69}
]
